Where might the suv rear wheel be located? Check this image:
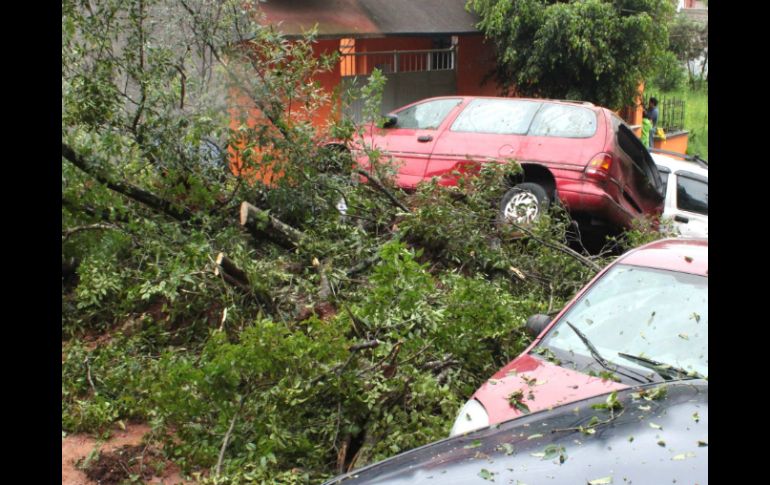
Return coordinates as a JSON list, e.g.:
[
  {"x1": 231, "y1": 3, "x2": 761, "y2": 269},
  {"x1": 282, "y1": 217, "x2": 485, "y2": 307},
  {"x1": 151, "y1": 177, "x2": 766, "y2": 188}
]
[{"x1": 499, "y1": 183, "x2": 550, "y2": 226}]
